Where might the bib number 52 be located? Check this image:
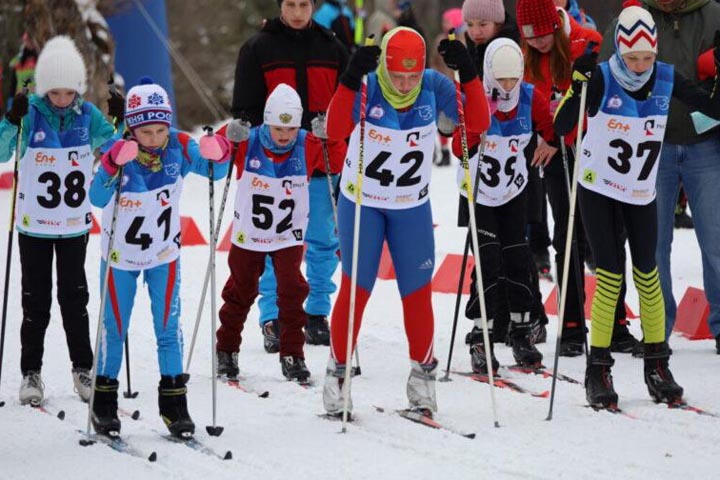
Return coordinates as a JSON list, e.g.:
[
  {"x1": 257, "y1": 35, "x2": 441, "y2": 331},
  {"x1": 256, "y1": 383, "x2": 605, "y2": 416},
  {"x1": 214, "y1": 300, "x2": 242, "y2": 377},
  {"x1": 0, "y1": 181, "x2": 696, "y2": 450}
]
[{"x1": 252, "y1": 195, "x2": 295, "y2": 234}]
